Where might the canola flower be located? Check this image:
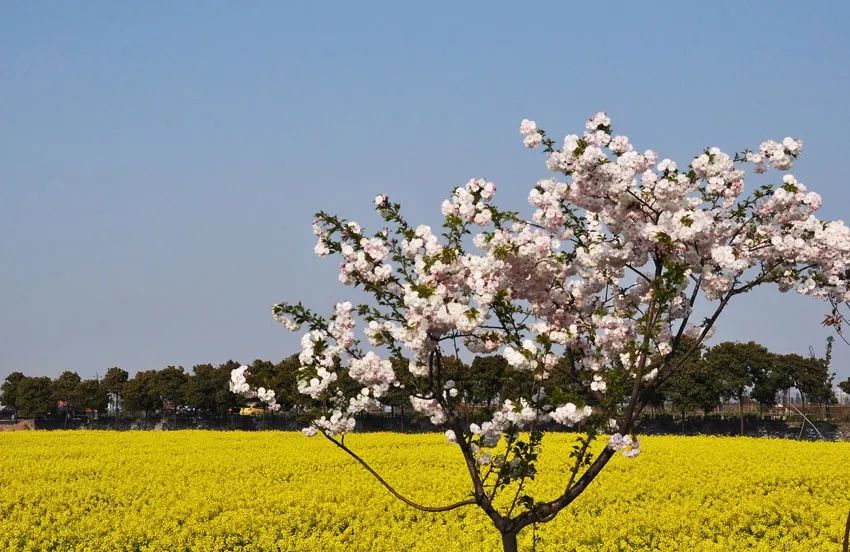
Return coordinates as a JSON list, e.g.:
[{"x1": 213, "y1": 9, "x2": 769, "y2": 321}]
[{"x1": 0, "y1": 431, "x2": 847, "y2": 551}]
